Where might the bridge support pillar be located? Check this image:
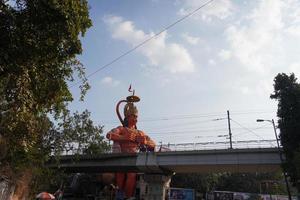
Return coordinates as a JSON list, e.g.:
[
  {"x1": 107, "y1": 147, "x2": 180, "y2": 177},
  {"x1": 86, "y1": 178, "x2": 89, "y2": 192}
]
[{"x1": 142, "y1": 174, "x2": 172, "y2": 200}]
